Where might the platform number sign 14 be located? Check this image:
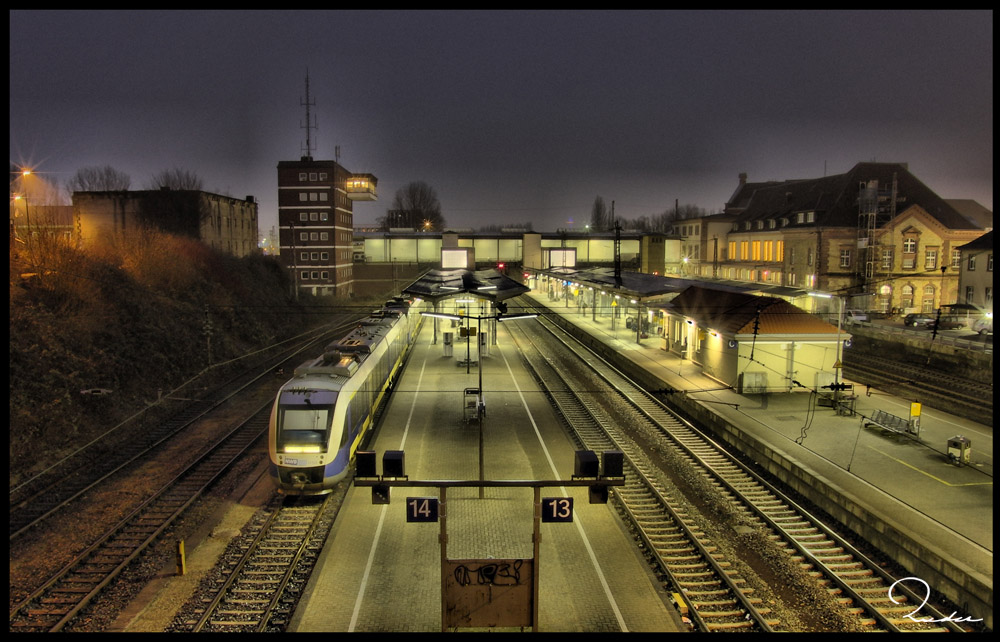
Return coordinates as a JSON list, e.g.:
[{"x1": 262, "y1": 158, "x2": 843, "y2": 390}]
[
  {"x1": 541, "y1": 497, "x2": 573, "y2": 522},
  {"x1": 406, "y1": 497, "x2": 439, "y2": 522}
]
